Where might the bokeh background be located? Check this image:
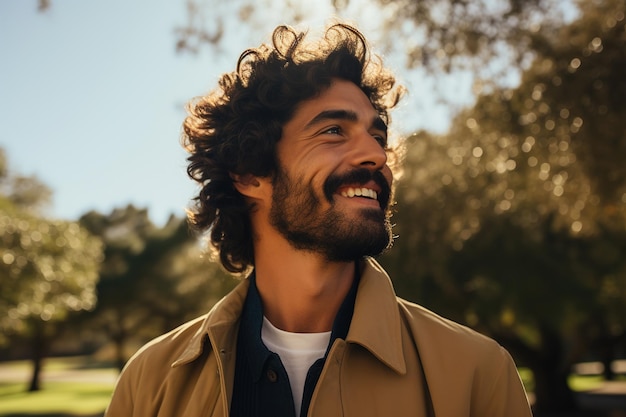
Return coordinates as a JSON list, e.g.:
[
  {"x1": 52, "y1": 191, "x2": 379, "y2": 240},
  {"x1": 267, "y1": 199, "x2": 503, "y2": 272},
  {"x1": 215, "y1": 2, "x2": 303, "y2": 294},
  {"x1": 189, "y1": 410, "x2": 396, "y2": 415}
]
[{"x1": 1, "y1": 0, "x2": 625, "y2": 416}]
